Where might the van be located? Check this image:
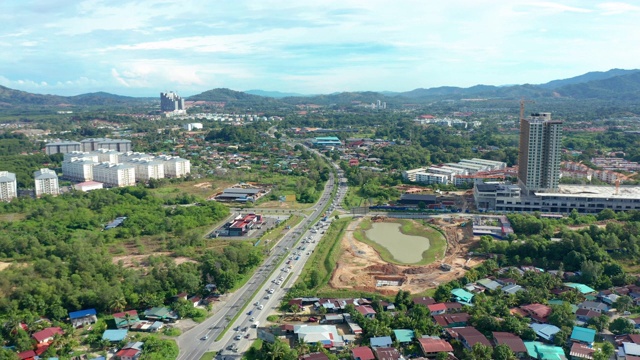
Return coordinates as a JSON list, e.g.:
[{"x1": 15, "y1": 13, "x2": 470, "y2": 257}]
[{"x1": 252, "y1": 321, "x2": 260, "y2": 328}]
